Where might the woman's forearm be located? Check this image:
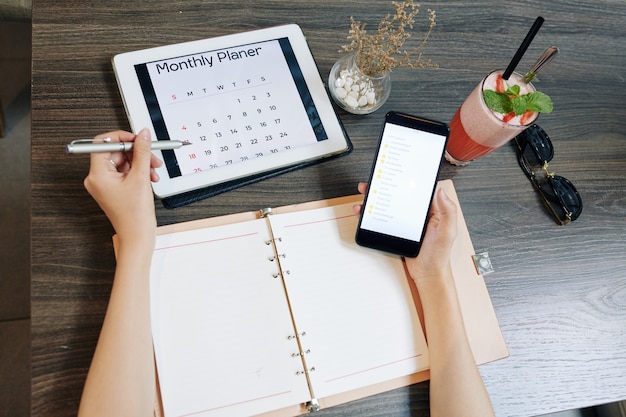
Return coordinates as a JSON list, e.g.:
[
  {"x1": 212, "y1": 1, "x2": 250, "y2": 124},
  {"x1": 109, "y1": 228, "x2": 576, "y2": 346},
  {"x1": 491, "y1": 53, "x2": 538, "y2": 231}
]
[
  {"x1": 419, "y1": 269, "x2": 495, "y2": 417},
  {"x1": 78, "y1": 245, "x2": 155, "y2": 417}
]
